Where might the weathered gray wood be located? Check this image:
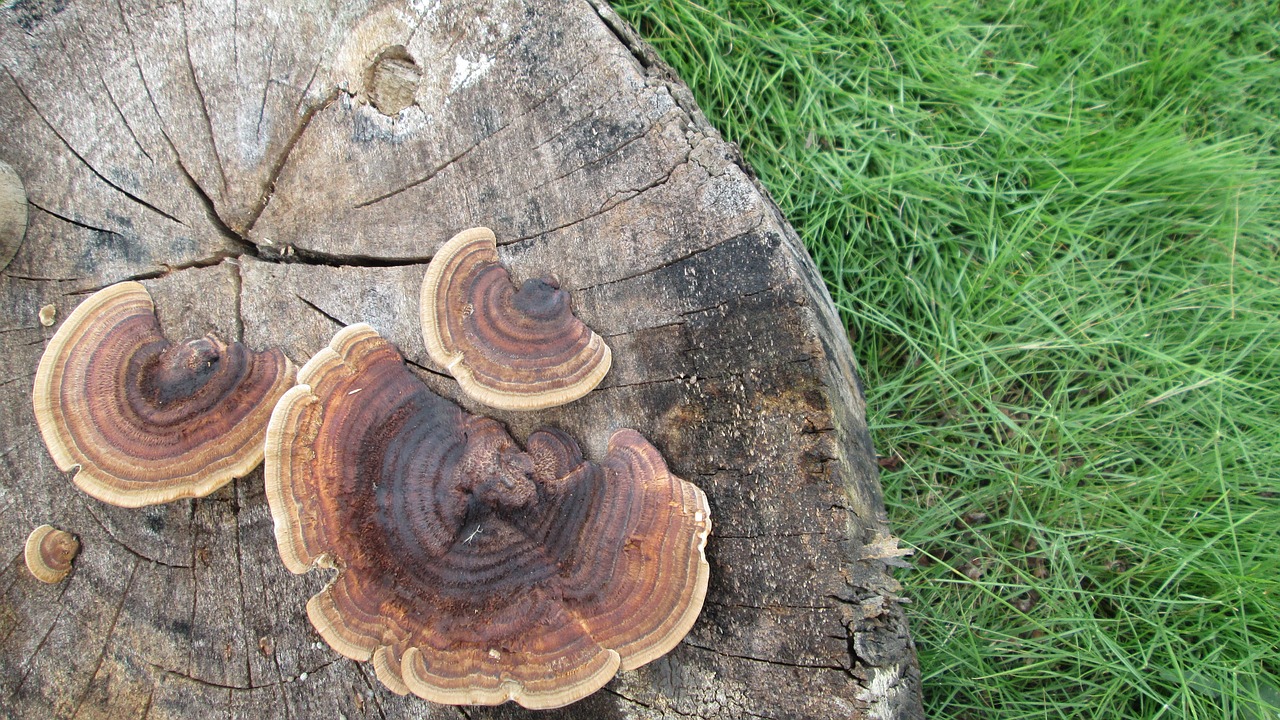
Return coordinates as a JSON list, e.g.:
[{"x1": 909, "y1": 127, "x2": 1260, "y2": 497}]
[{"x1": 0, "y1": 0, "x2": 923, "y2": 717}]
